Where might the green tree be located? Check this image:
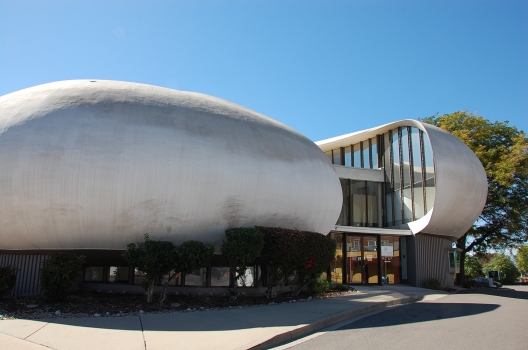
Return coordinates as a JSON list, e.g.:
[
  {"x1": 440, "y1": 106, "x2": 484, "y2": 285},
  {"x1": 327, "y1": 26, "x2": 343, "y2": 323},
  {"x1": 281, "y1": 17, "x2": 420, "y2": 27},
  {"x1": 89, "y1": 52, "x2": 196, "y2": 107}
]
[
  {"x1": 483, "y1": 254, "x2": 519, "y2": 285},
  {"x1": 515, "y1": 245, "x2": 528, "y2": 275},
  {"x1": 464, "y1": 254, "x2": 484, "y2": 279},
  {"x1": 122, "y1": 234, "x2": 177, "y2": 303},
  {"x1": 421, "y1": 112, "x2": 528, "y2": 284},
  {"x1": 221, "y1": 228, "x2": 264, "y2": 299},
  {"x1": 175, "y1": 240, "x2": 215, "y2": 277},
  {"x1": 162, "y1": 240, "x2": 215, "y2": 303},
  {"x1": 40, "y1": 253, "x2": 85, "y2": 301}
]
